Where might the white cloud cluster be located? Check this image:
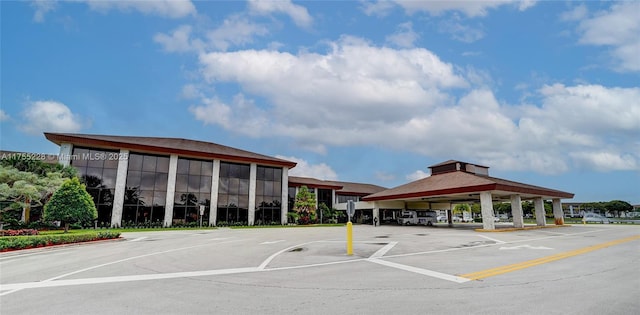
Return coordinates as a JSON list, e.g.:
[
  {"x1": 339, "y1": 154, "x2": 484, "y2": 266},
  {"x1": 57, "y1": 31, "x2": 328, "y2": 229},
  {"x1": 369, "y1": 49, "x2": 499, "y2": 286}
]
[
  {"x1": 572, "y1": 2, "x2": 640, "y2": 72},
  {"x1": 31, "y1": 0, "x2": 56, "y2": 22},
  {"x1": 276, "y1": 155, "x2": 338, "y2": 180},
  {"x1": 385, "y1": 22, "x2": 419, "y2": 48},
  {"x1": 364, "y1": 0, "x2": 536, "y2": 17},
  {"x1": 248, "y1": 0, "x2": 313, "y2": 28},
  {"x1": 85, "y1": 0, "x2": 196, "y2": 19},
  {"x1": 30, "y1": 0, "x2": 196, "y2": 22},
  {"x1": 406, "y1": 170, "x2": 429, "y2": 181},
  {"x1": 188, "y1": 36, "x2": 640, "y2": 174},
  {"x1": 20, "y1": 100, "x2": 85, "y2": 135}
]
